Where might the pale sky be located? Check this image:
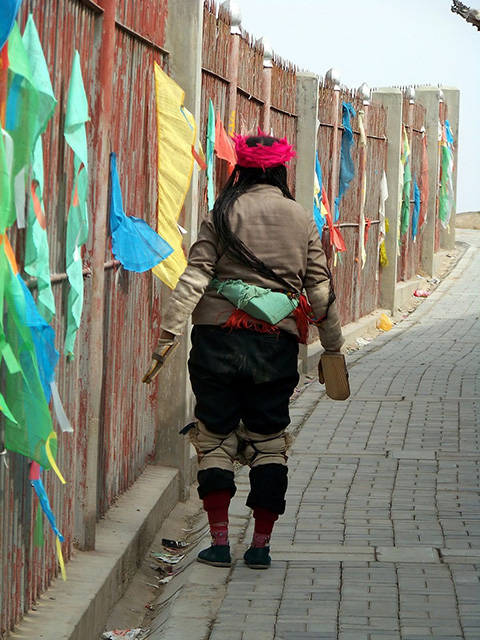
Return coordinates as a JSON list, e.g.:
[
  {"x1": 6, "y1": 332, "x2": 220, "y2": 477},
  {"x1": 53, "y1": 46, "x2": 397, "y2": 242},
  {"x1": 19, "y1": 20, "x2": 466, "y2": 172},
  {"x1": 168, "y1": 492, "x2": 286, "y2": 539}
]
[{"x1": 236, "y1": 0, "x2": 480, "y2": 213}]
